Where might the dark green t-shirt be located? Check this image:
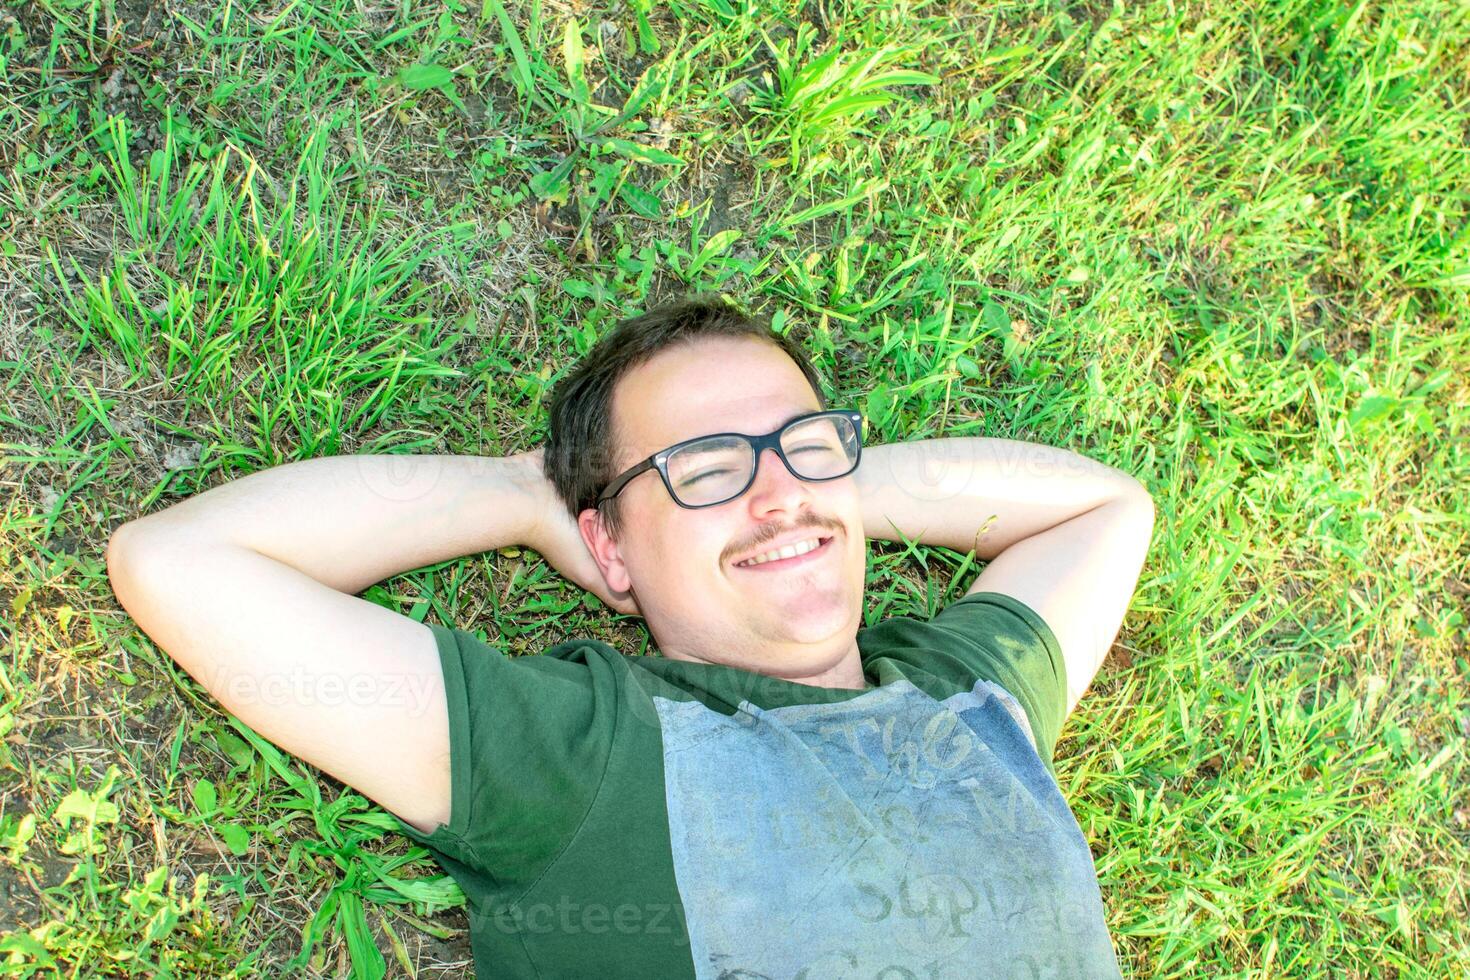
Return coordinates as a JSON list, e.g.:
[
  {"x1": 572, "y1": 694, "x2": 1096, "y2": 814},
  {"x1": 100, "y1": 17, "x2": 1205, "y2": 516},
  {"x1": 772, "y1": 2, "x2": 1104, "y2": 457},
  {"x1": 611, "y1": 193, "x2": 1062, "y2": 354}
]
[{"x1": 393, "y1": 592, "x2": 1120, "y2": 978}]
